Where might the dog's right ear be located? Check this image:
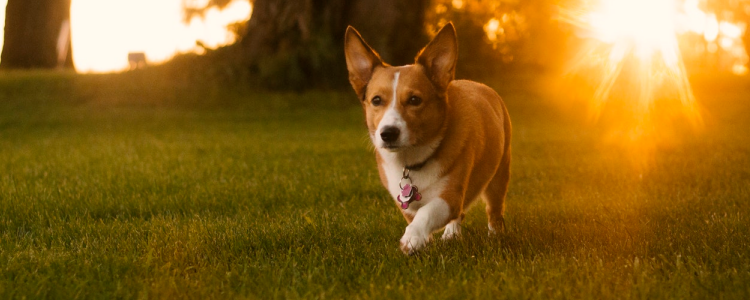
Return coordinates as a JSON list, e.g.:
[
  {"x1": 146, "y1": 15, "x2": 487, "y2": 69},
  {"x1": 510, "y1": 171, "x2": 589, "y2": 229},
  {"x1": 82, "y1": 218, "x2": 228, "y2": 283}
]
[{"x1": 345, "y1": 26, "x2": 383, "y2": 99}]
